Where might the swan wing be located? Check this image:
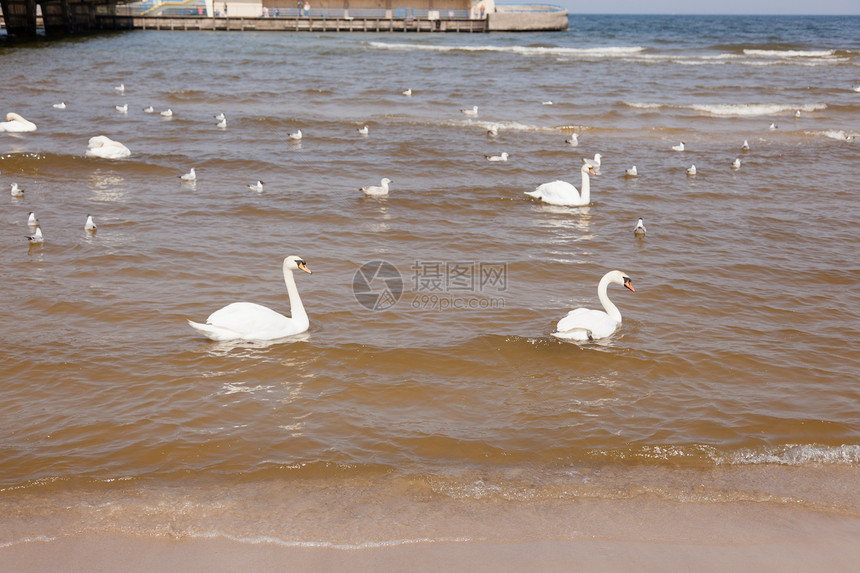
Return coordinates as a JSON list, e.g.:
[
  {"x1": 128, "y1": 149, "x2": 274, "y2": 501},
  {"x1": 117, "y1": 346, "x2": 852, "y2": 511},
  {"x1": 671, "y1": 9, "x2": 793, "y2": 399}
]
[
  {"x1": 525, "y1": 180, "x2": 582, "y2": 206},
  {"x1": 192, "y1": 302, "x2": 307, "y2": 341},
  {"x1": 554, "y1": 308, "x2": 618, "y2": 340}
]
